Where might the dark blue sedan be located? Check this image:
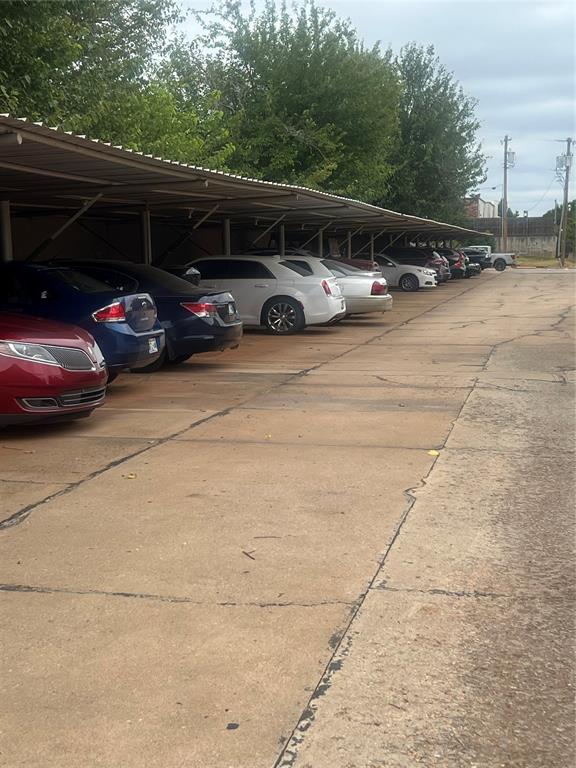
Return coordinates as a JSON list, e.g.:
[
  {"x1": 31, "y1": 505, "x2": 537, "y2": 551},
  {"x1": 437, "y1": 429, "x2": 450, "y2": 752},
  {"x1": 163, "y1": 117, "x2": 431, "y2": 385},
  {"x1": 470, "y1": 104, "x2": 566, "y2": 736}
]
[
  {"x1": 0, "y1": 263, "x2": 165, "y2": 378},
  {"x1": 54, "y1": 261, "x2": 243, "y2": 371}
]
